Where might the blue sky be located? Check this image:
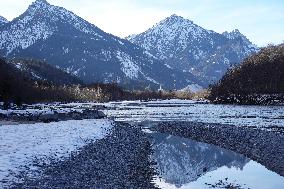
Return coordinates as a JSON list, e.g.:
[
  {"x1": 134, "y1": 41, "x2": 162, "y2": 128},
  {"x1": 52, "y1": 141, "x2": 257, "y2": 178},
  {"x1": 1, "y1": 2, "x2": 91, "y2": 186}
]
[{"x1": 0, "y1": 0, "x2": 283, "y2": 46}]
